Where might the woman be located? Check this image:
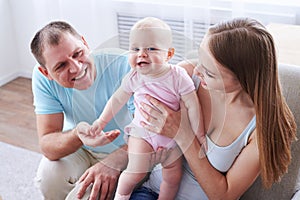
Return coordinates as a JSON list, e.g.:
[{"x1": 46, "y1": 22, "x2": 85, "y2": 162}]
[{"x1": 130, "y1": 17, "x2": 297, "y2": 199}]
